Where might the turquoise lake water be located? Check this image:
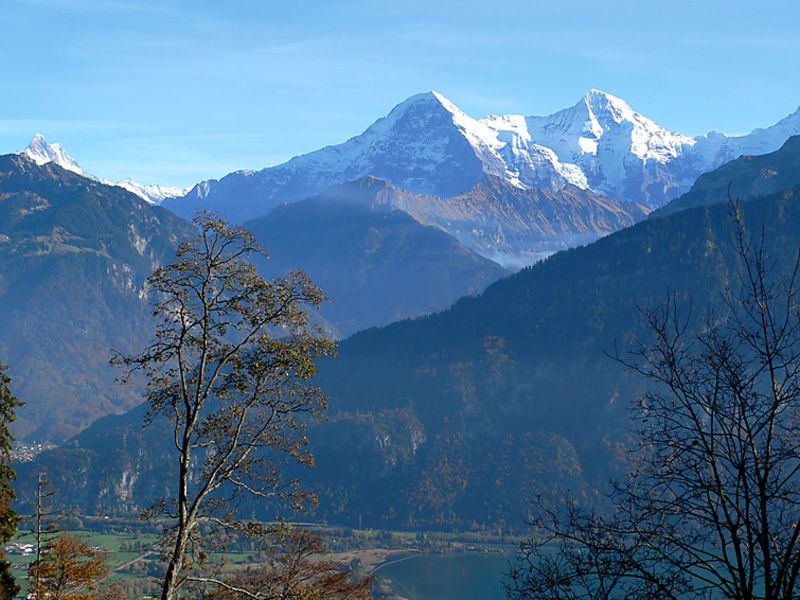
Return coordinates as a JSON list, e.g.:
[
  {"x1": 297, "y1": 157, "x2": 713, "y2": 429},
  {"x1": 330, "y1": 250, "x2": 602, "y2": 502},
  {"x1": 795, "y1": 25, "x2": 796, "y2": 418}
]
[{"x1": 377, "y1": 552, "x2": 512, "y2": 600}]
